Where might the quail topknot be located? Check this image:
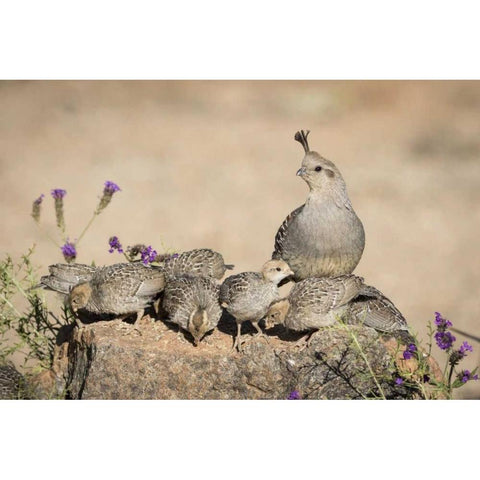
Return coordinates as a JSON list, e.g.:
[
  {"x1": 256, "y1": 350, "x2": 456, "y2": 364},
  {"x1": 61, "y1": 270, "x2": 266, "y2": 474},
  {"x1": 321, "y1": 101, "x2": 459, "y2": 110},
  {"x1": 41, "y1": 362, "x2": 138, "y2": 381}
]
[
  {"x1": 67, "y1": 262, "x2": 166, "y2": 325},
  {"x1": 272, "y1": 130, "x2": 365, "y2": 281},
  {"x1": 161, "y1": 274, "x2": 222, "y2": 345},
  {"x1": 219, "y1": 259, "x2": 294, "y2": 351}
]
